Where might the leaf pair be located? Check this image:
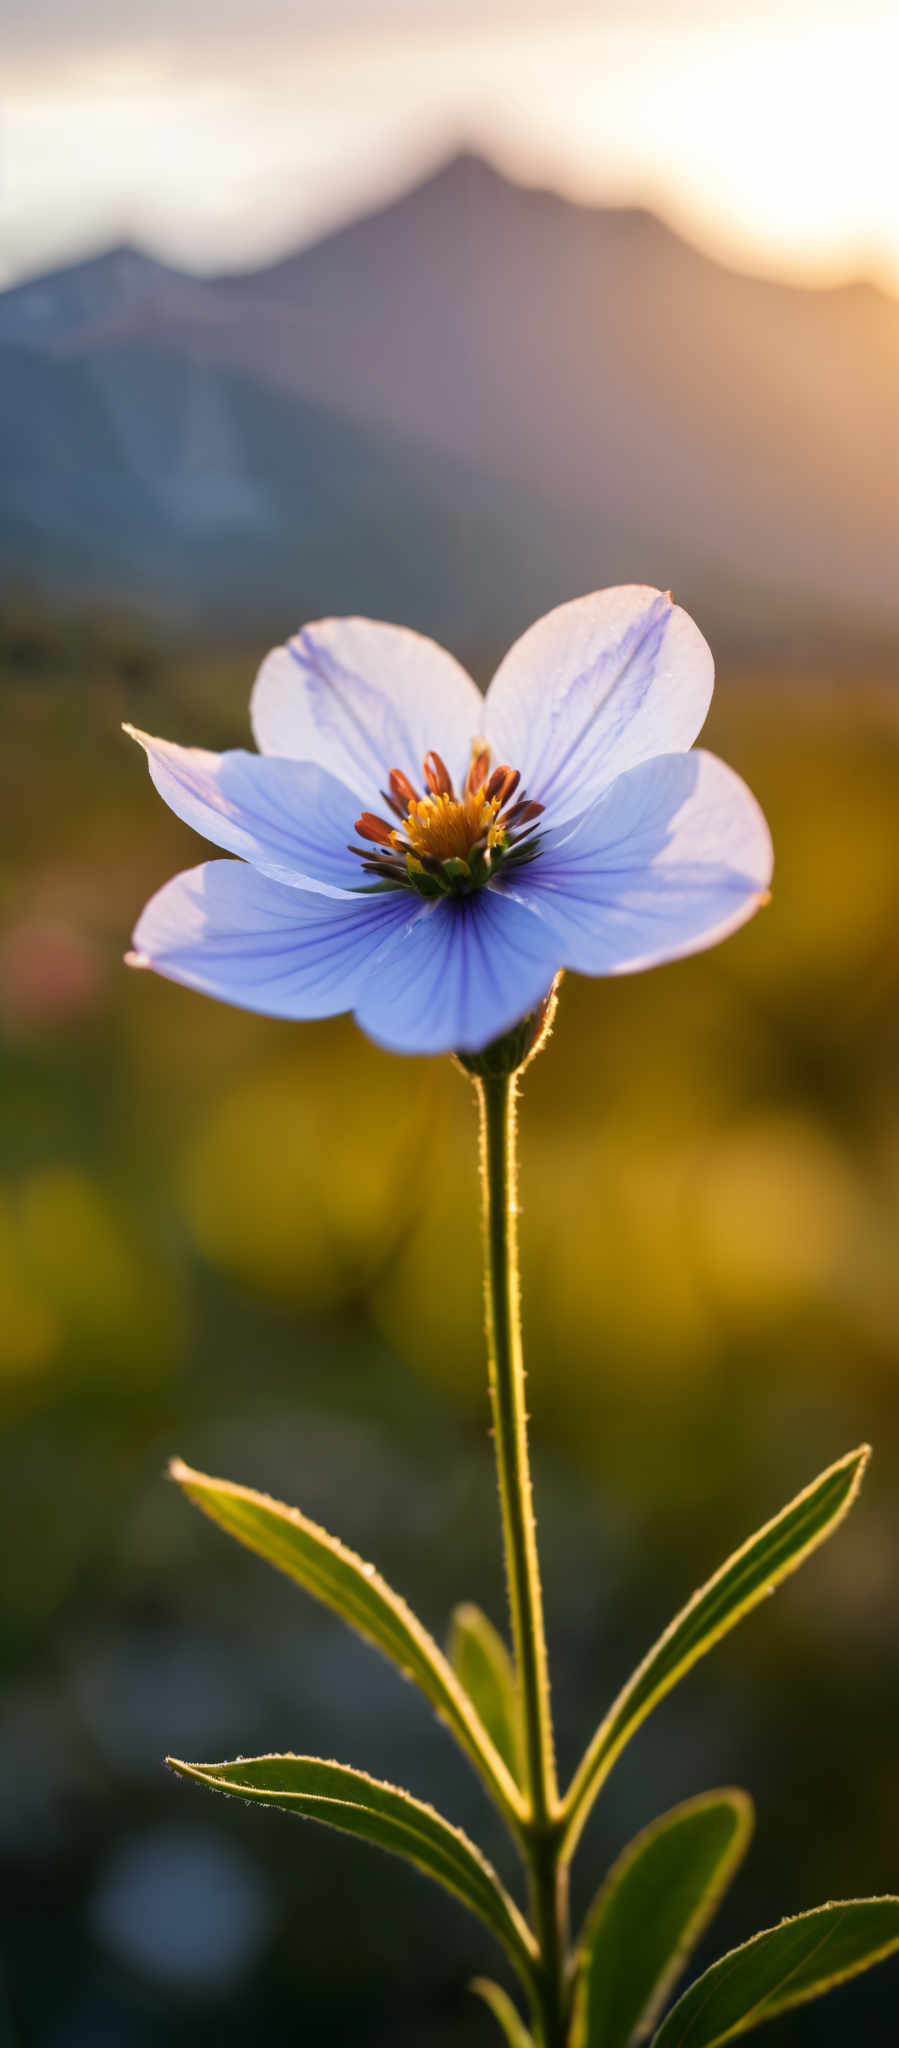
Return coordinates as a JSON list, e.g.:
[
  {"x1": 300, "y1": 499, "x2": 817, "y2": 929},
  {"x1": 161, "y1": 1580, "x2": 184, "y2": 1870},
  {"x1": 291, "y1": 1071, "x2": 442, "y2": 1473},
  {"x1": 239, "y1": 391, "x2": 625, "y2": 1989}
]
[
  {"x1": 169, "y1": 1459, "x2": 539, "y2": 1984},
  {"x1": 169, "y1": 1457, "x2": 524, "y2": 1829},
  {"x1": 571, "y1": 1790, "x2": 899, "y2": 2048},
  {"x1": 471, "y1": 1790, "x2": 899, "y2": 2048},
  {"x1": 562, "y1": 1444, "x2": 899, "y2": 2045},
  {"x1": 169, "y1": 1446, "x2": 898, "y2": 2042},
  {"x1": 172, "y1": 1445, "x2": 867, "y2": 1861}
]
